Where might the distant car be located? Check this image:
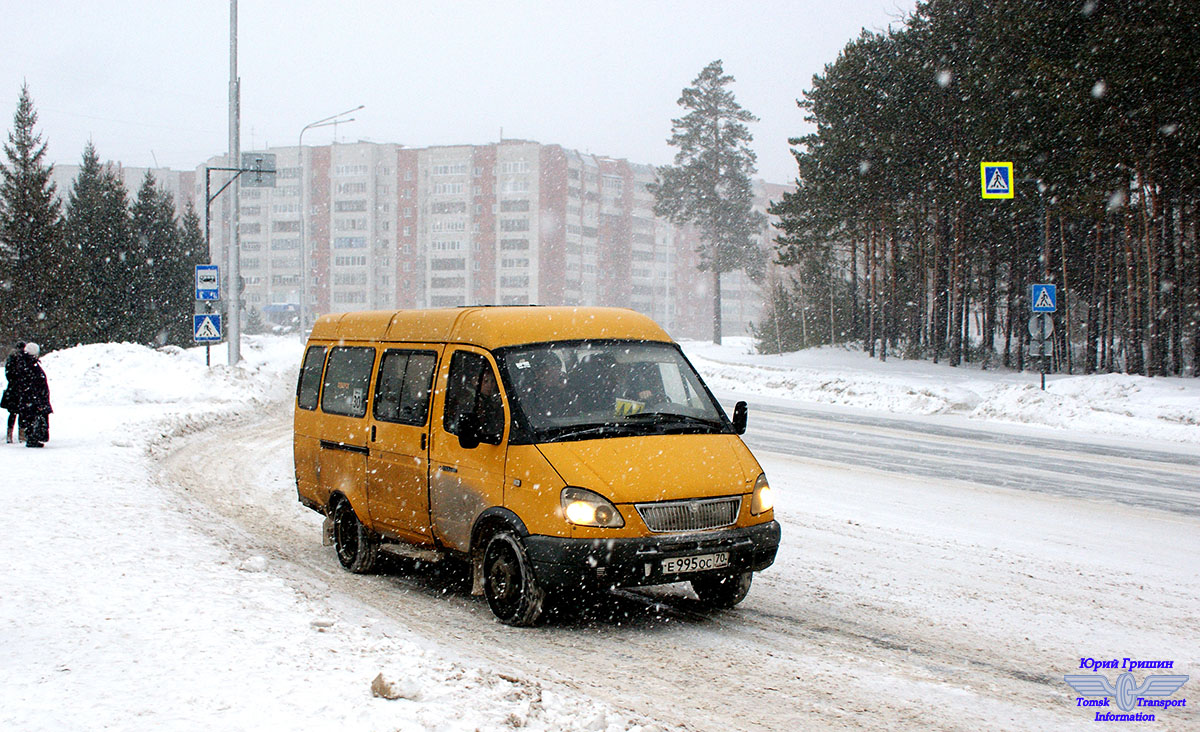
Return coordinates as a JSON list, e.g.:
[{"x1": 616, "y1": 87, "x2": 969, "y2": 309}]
[{"x1": 294, "y1": 306, "x2": 780, "y2": 625}]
